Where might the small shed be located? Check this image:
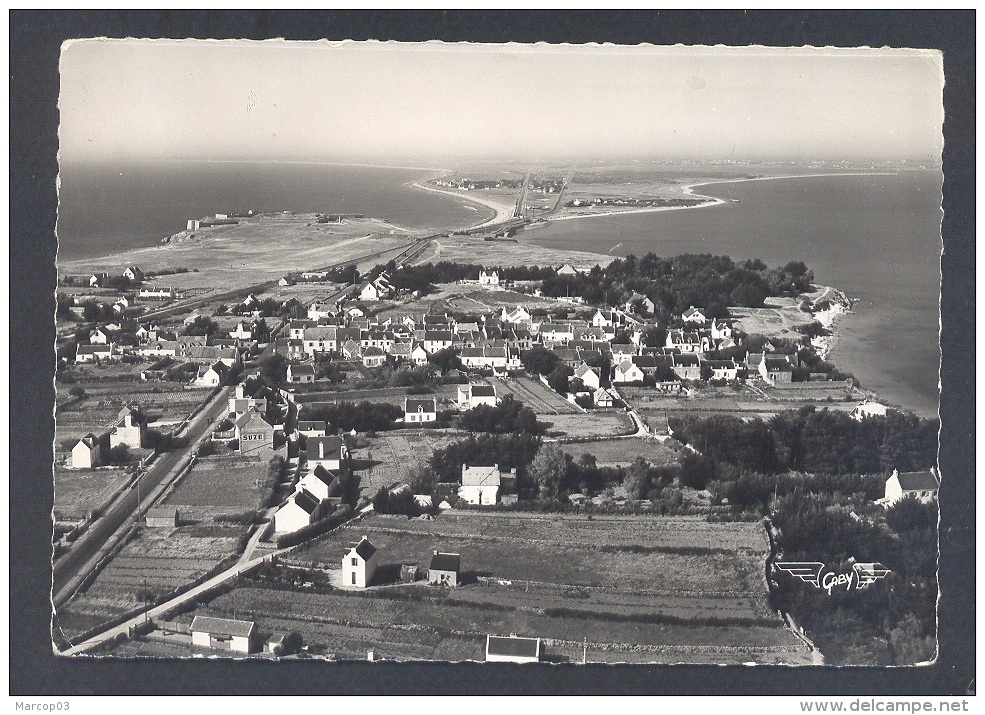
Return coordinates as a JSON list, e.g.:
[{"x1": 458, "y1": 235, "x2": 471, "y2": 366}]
[
  {"x1": 265, "y1": 633, "x2": 286, "y2": 654},
  {"x1": 486, "y1": 634, "x2": 542, "y2": 663},
  {"x1": 400, "y1": 564, "x2": 420, "y2": 583},
  {"x1": 428, "y1": 550, "x2": 461, "y2": 587},
  {"x1": 190, "y1": 616, "x2": 257, "y2": 653},
  {"x1": 145, "y1": 505, "x2": 179, "y2": 528}
]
